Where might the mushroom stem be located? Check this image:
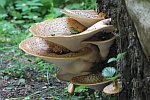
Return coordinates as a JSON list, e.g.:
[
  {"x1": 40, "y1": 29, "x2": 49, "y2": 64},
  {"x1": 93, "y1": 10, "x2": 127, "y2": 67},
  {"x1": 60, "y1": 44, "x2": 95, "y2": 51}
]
[
  {"x1": 98, "y1": 45, "x2": 113, "y2": 61},
  {"x1": 68, "y1": 83, "x2": 75, "y2": 95}
]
